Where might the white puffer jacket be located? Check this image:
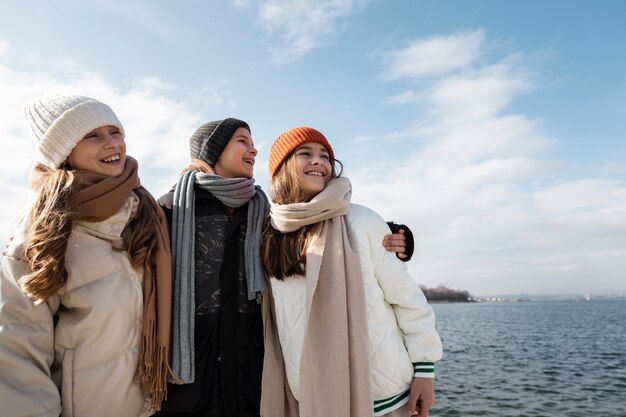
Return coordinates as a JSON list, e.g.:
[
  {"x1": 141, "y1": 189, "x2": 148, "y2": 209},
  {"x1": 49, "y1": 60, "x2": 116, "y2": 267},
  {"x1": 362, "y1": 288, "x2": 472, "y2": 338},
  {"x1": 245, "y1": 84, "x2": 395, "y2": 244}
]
[
  {"x1": 0, "y1": 193, "x2": 151, "y2": 417},
  {"x1": 269, "y1": 204, "x2": 443, "y2": 416}
]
